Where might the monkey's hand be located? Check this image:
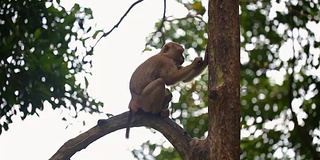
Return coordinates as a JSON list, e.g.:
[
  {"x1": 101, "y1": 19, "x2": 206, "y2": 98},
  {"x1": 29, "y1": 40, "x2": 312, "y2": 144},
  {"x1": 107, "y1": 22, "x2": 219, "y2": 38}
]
[{"x1": 191, "y1": 57, "x2": 203, "y2": 66}]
